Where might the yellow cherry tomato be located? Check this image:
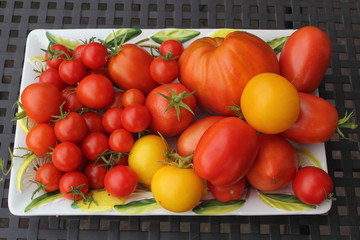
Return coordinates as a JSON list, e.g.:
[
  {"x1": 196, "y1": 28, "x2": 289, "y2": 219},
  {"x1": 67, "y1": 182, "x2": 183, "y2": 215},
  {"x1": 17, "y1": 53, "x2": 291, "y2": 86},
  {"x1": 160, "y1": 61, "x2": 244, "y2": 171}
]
[
  {"x1": 151, "y1": 165, "x2": 204, "y2": 213},
  {"x1": 128, "y1": 135, "x2": 167, "y2": 186},
  {"x1": 240, "y1": 73, "x2": 300, "y2": 134}
]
